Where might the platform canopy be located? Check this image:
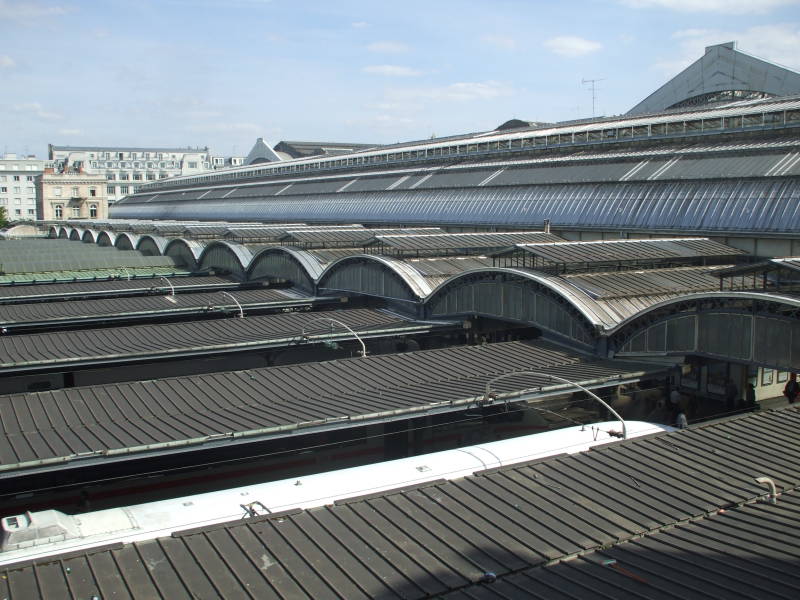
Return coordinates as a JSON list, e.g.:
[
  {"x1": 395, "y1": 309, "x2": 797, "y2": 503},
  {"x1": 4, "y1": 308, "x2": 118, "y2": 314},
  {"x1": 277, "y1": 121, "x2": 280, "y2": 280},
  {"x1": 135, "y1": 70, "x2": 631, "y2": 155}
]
[{"x1": 627, "y1": 41, "x2": 800, "y2": 115}]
